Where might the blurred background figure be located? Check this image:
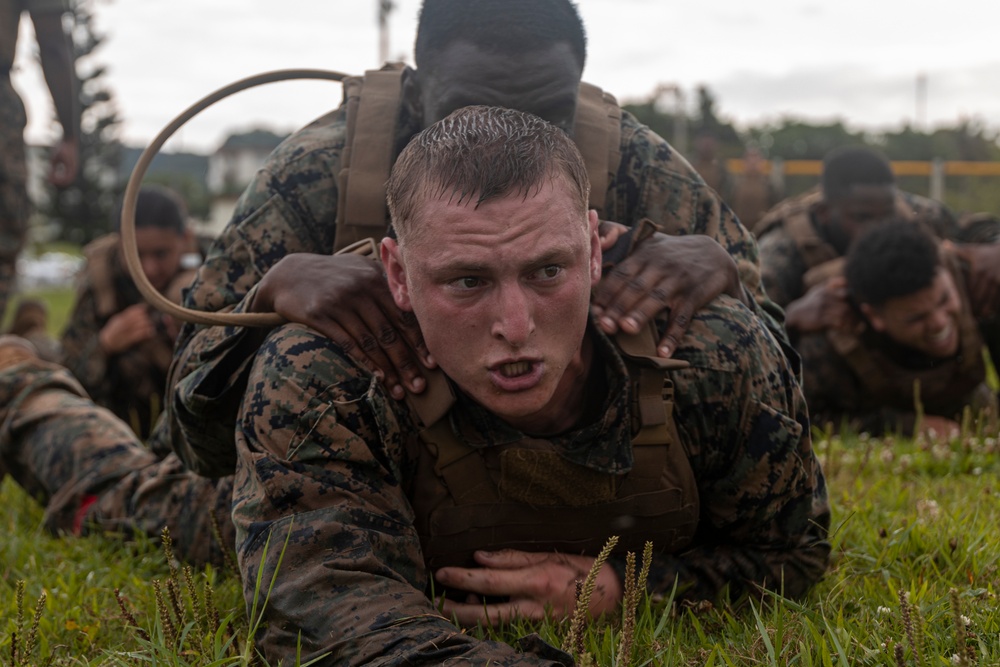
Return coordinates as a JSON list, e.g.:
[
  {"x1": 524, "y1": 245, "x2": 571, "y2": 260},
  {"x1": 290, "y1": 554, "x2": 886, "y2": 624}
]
[
  {"x1": 1, "y1": 0, "x2": 79, "y2": 322},
  {"x1": 730, "y1": 145, "x2": 780, "y2": 231},
  {"x1": 5, "y1": 297, "x2": 60, "y2": 361},
  {"x1": 60, "y1": 185, "x2": 196, "y2": 439},
  {"x1": 796, "y1": 220, "x2": 999, "y2": 438},
  {"x1": 690, "y1": 125, "x2": 732, "y2": 200}
]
